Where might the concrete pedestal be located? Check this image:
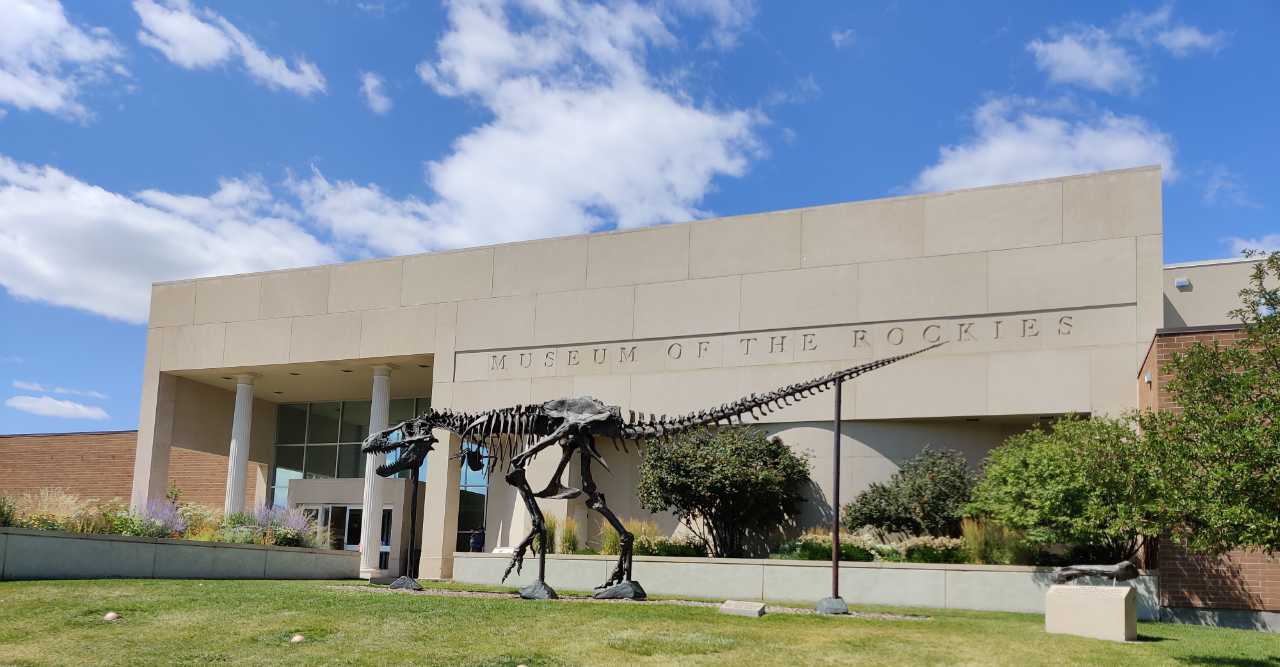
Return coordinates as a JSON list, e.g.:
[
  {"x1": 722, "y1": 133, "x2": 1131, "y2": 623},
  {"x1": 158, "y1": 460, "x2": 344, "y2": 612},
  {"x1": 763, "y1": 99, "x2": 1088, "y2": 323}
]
[{"x1": 1045, "y1": 584, "x2": 1136, "y2": 642}]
